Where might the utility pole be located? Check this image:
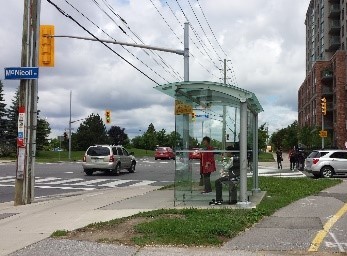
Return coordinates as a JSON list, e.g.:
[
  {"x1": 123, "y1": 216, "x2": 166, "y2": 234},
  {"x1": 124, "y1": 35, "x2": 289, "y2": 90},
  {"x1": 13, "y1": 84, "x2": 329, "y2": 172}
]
[
  {"x1": 68, "y1": 90, "x2": 72, "y2": 160},
  {"x1": 15, "y1": 0, "x2": 40, "y2": 205},
  {"x1": 222, "y1": 59, "x2": 227, "y2": 150}
]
